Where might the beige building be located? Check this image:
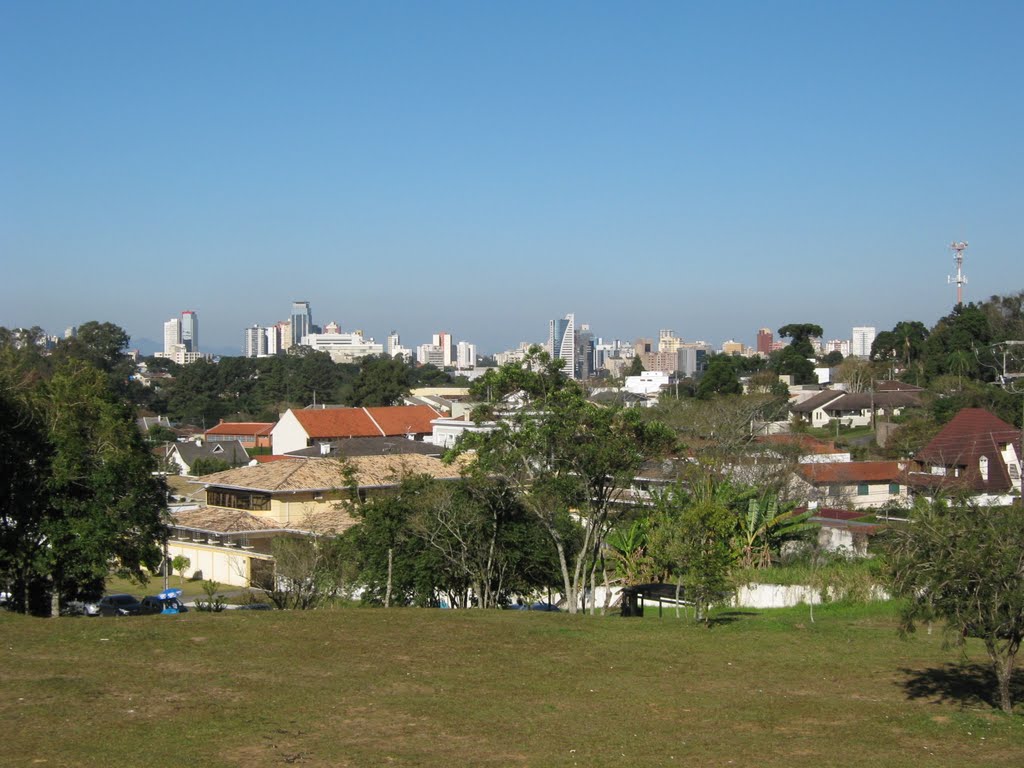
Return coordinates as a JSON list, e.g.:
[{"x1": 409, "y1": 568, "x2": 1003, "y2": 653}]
[{"x1": 168, "y1": 454, "x2": 465, "y2": 587}]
